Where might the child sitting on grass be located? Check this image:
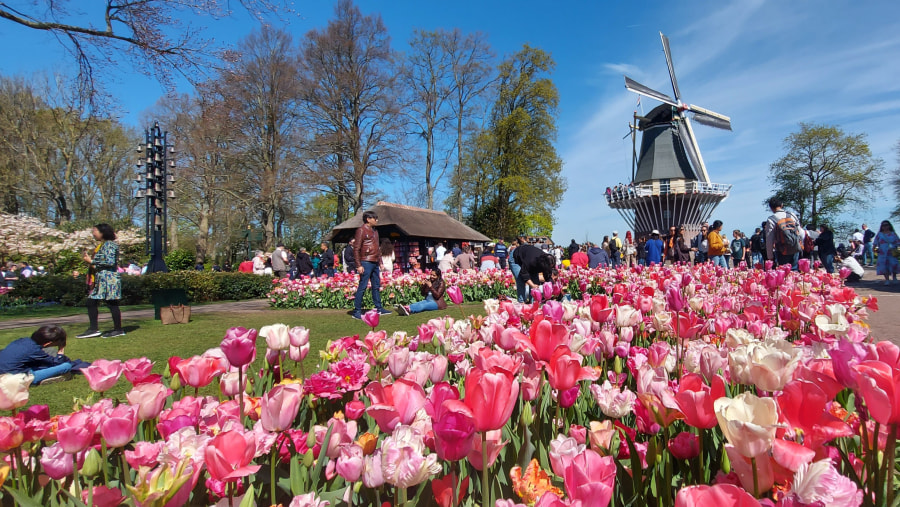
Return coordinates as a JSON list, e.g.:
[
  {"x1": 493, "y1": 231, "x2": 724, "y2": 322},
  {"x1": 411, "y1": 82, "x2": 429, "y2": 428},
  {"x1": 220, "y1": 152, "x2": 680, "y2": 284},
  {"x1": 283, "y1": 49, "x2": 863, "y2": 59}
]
[{"x1": 0, "y1": 325, "x2": 87, "y2": 385}]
